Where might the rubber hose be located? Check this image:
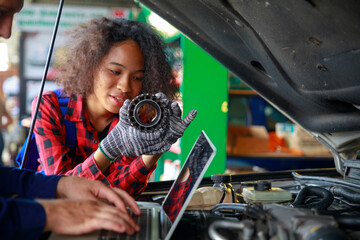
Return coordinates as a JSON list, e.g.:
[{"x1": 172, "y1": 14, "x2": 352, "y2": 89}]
[
  {"x1": 335, "y1": 216, "x2": 360, "y2": 230},
  {"x1": 292, "y1": 172, "x2": 360, "y2": 190},
  {"x1": 291, "y1": 186, "x2": 334, "y2": 210},
  {"x1": 331, "y1": 186, "x2": 360, "y2": 204}
]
